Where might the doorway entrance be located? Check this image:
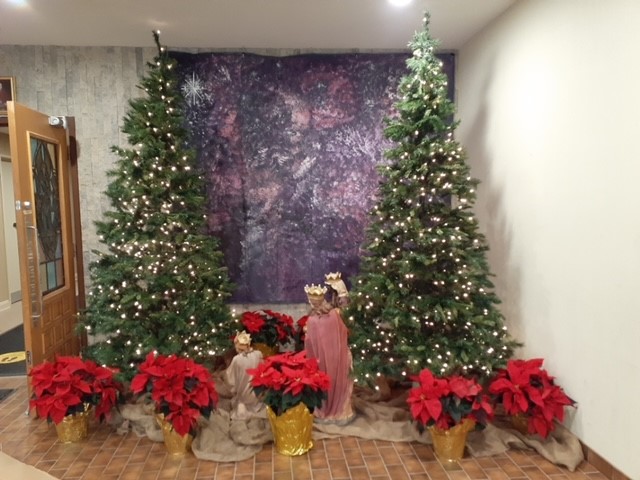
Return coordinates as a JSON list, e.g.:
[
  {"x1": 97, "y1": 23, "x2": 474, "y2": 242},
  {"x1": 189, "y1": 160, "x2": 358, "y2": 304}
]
[{"x1": 1, "y1": 102, "x2": 86, "y2": 376}]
